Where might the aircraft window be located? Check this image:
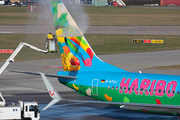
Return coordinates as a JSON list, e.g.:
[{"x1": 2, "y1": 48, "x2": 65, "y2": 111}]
[
  {"x1": 173, "y1": 91, "x2": 175, "y2": 94},
  {"x1": 136, "y1": 88, "x2": 138, "y2": 91},
  {"x1": 177, "y1": 91, "x2": 179, "y2": 95},
  {"x1": 168, "y1": 90, "x2": 170, "y2": 94},
  {"x1": 128, "y1": 87, "x2": 130, "y2": 91},
  {"x1": 120, "y1": 87, "x2": 122, "y2": 90},
  {"x1": 154, "y1": 89, "x2": 156, "y2": 92},
  {"x1": 116, "y1": 86, "x2": 118, "y2": 90},
  {"x1": 158, "y1": 89, "x2": 161, "y2": 93},
  {"x1": 149, "y1": 89, "x2": 151, "y2": 92},
  {"x1": 163, "y1": 90, "x2": 165, "y2": 94},
  {"x1": 108, "y1": 86, "x2": 110, "y2": 90},
  {"x1": 112, "y1": 86, "x2": 114, "y2": 90},
  {"x1": 140, "y1": 88, "x2": 143, "y2": 92},
  {"x1": 124, "y1": 87, "x2": 126, "y2": 90},
  {"x1": 132, "y1": 87, "x2": 134, "y2": 91},
  {"x1": 145, "y1": 89, "x2": 147, "y2": 92}
]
